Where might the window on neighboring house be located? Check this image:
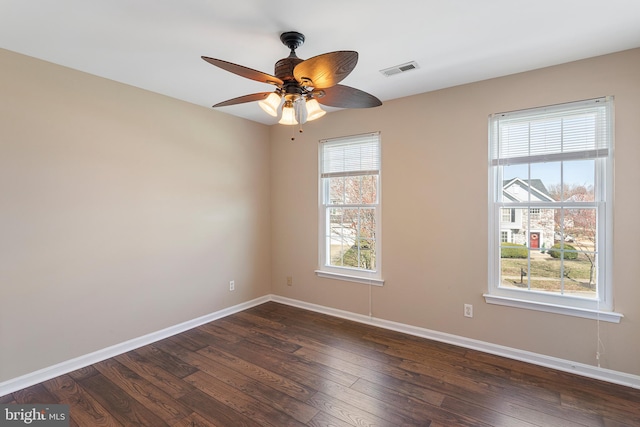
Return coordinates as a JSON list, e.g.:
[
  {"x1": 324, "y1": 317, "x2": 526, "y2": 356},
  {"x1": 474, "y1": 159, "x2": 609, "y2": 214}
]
[
  {"x1": 316, "y1": 132, "x2": 383, "y2": 286},
  {"x1": 501, "y1": 208, "x2": 514, "y2": 223},
  {"x1": 487, "y1": 97, "x2": 620, "y2": 322},
  {"x1": 500, "y1": 231, "x2": 510, "y2": 243}
]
